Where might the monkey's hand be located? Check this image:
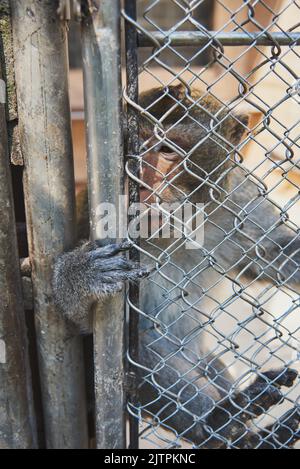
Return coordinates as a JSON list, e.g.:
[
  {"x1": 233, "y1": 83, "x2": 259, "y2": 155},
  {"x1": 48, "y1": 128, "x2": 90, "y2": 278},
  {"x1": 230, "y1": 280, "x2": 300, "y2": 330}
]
[{"x1": 52, "y1": 240, "x2": 149, "y2": 334}]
